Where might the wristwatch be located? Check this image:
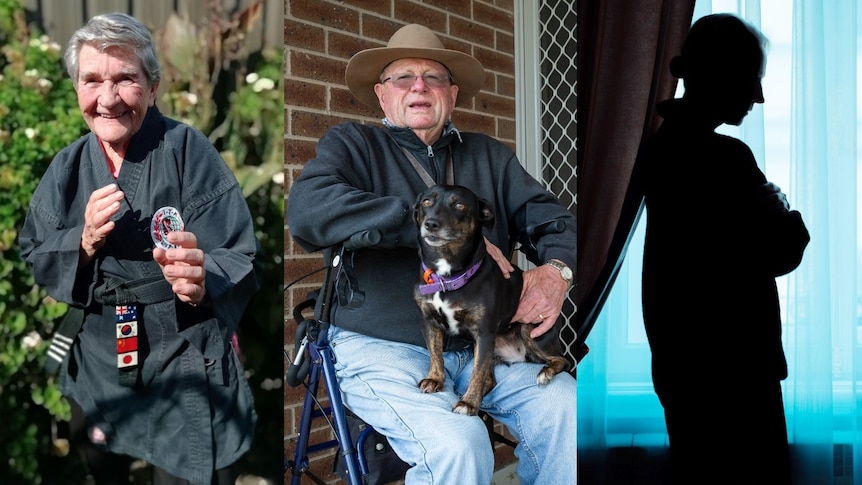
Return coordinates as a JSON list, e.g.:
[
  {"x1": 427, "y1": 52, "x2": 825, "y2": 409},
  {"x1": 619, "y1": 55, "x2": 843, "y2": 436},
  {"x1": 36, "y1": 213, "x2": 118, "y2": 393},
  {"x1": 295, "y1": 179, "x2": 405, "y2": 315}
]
[{"x1": 545, "y1": 260, "x2": 573, "y2": 289}]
